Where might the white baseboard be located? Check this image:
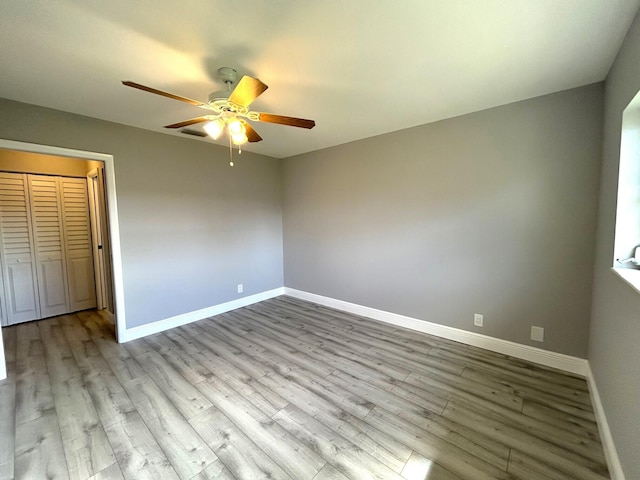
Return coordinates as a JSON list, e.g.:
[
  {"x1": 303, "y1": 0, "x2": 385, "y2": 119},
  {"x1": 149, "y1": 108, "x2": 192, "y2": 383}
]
[
  {"x1": 120, "y1": 287, "x2": 285, "y2": 343},
  {"x1": 0, "y1": 329, "x2": 6, "y2": 380},
  {"x1": 283, "y1": 288, "x2": 589, "y2": 376},
  {"x1": 586, "y1": 365, "x2": 626, "y2": 480}
]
